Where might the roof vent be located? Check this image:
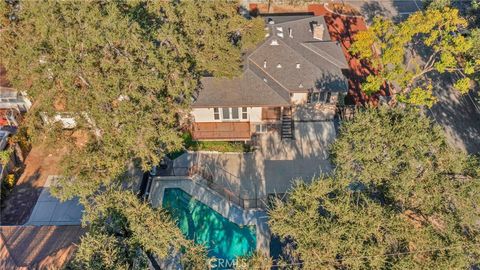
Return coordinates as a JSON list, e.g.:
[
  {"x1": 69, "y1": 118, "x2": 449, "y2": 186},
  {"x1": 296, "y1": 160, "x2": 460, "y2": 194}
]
[
  {"x1": 276, "y1": 63, "x2": 282, "y2": 68},
  {"x1": 263, "y1": 60, "x2": 267, "y2": 69},
  {"x1": 313, "y1": 24, "x2": 325, "y2": 40},
  {"x1": 296, "y1": 63, "x2": 301, "y2": 69},
  {"x1": 263, "y1": 78, "x2": 268, "y2": 83},
  {"x1": 270, "y1": 39, "x2": 279, "y2": 46},
  {"x1": 268, "y1": 18, "x2": 275, "y2": 25},
  {"x1": 299, "y1": 83, "x2": 304, "y2": 88}
]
